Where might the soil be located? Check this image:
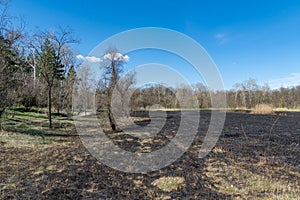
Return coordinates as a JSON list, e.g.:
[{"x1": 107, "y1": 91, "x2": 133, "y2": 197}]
[{"x1": 0, "y1": 111, "x2": 299, "y2": 199}]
